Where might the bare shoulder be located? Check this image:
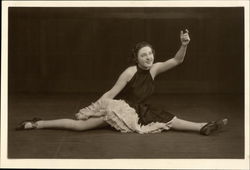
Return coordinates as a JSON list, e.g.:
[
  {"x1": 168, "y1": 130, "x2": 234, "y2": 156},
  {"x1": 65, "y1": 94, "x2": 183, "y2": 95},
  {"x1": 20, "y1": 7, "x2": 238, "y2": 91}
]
[
  {"x1": 125, "y1": 65, "x2": 137, "y2": 74},
  {"x1": 122, "y1": 65, "x2": 137, "y2": 82},
  {"x1": 119, "y1": 66, "x2": 137, "y2": 82}
]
